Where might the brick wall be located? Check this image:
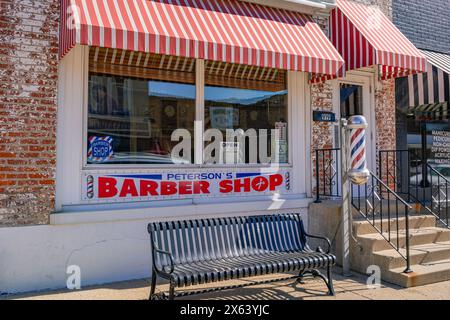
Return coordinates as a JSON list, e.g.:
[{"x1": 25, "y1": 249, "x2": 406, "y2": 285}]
[
  {"x1": 393, "y1": 0, "x2": 450, "y2": 54},
  {"x1": 0, "y1": 0, "x2": 59, "y2": 226}
]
